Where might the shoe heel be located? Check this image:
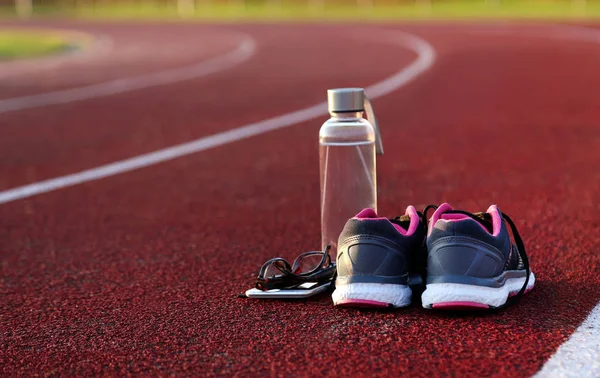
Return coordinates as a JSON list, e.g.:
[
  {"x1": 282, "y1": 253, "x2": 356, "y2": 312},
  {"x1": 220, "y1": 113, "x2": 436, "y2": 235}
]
[
  {"x1": 421, "y1": 283, "x2": 505, "y2": 309},
  {"x1": 332, "y1": 282, "x2": 412, "y2": 308}
]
